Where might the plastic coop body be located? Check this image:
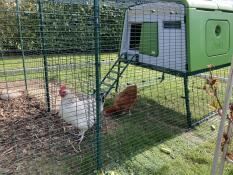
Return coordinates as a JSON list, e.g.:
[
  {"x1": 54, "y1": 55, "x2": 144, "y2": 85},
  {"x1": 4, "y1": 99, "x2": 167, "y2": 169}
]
[{"x1": 120, "y1": 0, "x2": 233, "y2": 74}]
